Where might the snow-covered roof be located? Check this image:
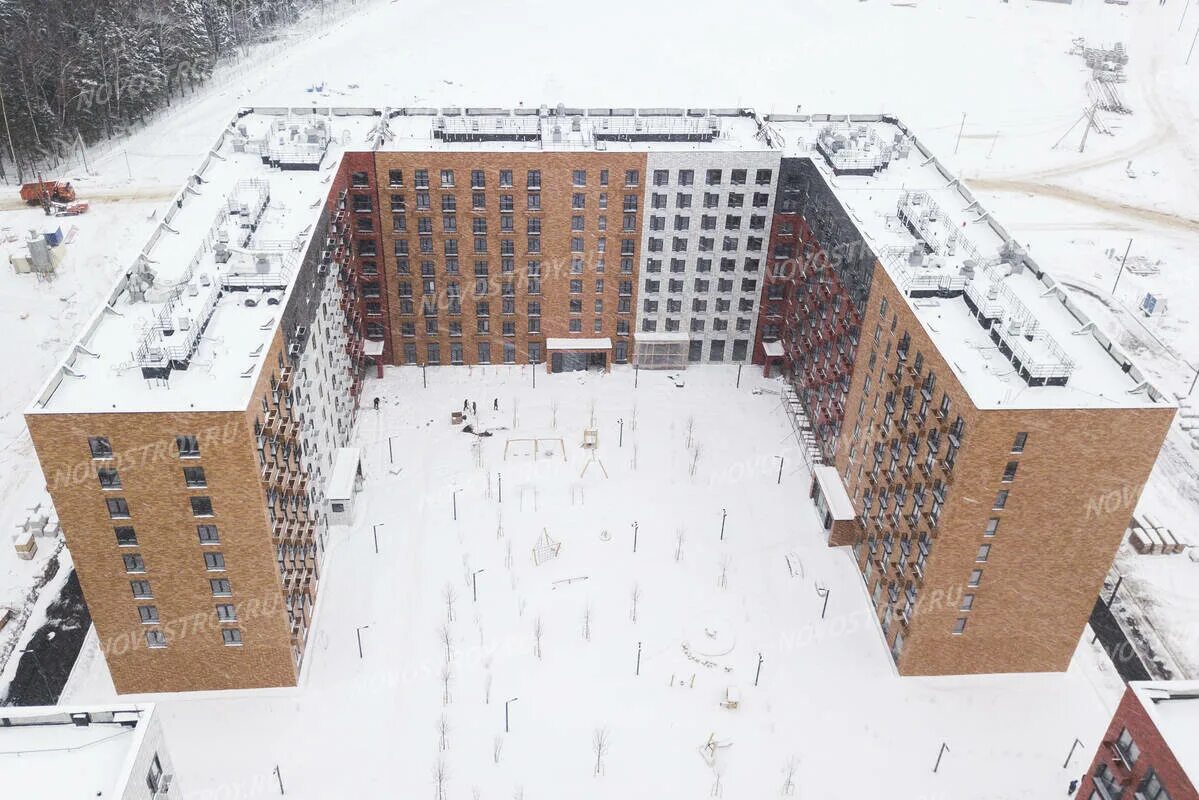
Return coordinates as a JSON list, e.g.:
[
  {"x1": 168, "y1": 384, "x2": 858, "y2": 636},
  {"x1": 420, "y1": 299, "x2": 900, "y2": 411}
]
[
  {"x1": 546, "y1": 337, "x2": 612, "y2": 351},
  {"x1": 28, "y1": 110, "x2": 379, "y2": 414},
  {"x1": 762, "y1": 340, "x2": 785, "y2": 358},
  {"x1": 1130, "y1": 681, "x2": 1199, "y2": 785},
  {"x1": 327, "y1": 446, "x2": 362, "y2": 501},
  {"x1": 813, "y1": 465, "x2": 856, "y2": 520},
  {"x1": 0, "y1": 703, "x2": 160, "y2": 799},
  {"x1": 28, "y1": 106, "x2": 1168, "y2": 415}
]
